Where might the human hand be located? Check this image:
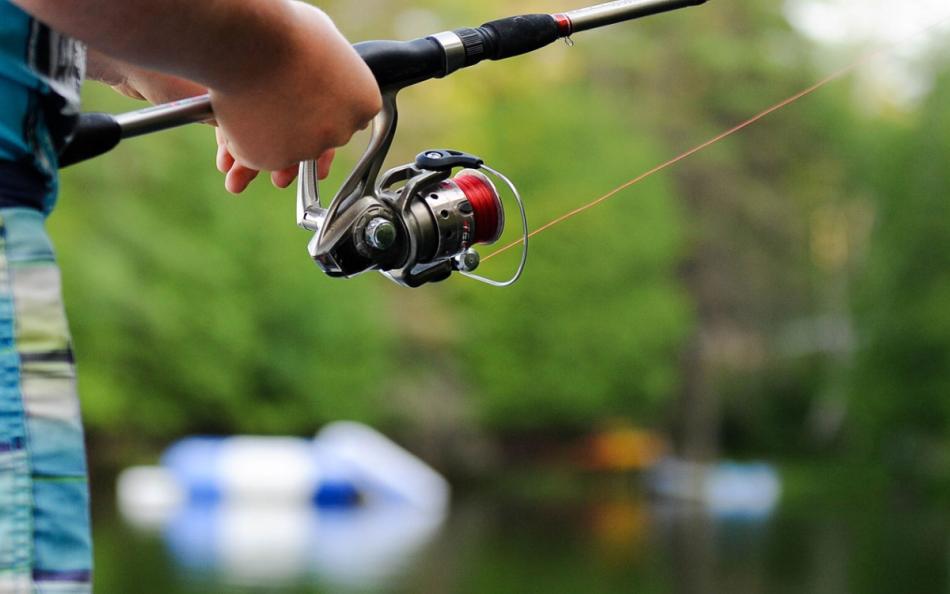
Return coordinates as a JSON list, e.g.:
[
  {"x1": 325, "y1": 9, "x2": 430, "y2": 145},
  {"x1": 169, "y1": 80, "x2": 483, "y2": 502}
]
[
  {"x1": 84, "y1": 2, "x2": 380, "y2": 194},
  {"x1": 215, "y1": 128, "x2": 336, "y2": 194},
  {"x1": 209, "y1": 2, "x2": 381, "y2": 173},
  {"x1": 89, "y1": 49, "x2": 338, "y2": 194}
]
